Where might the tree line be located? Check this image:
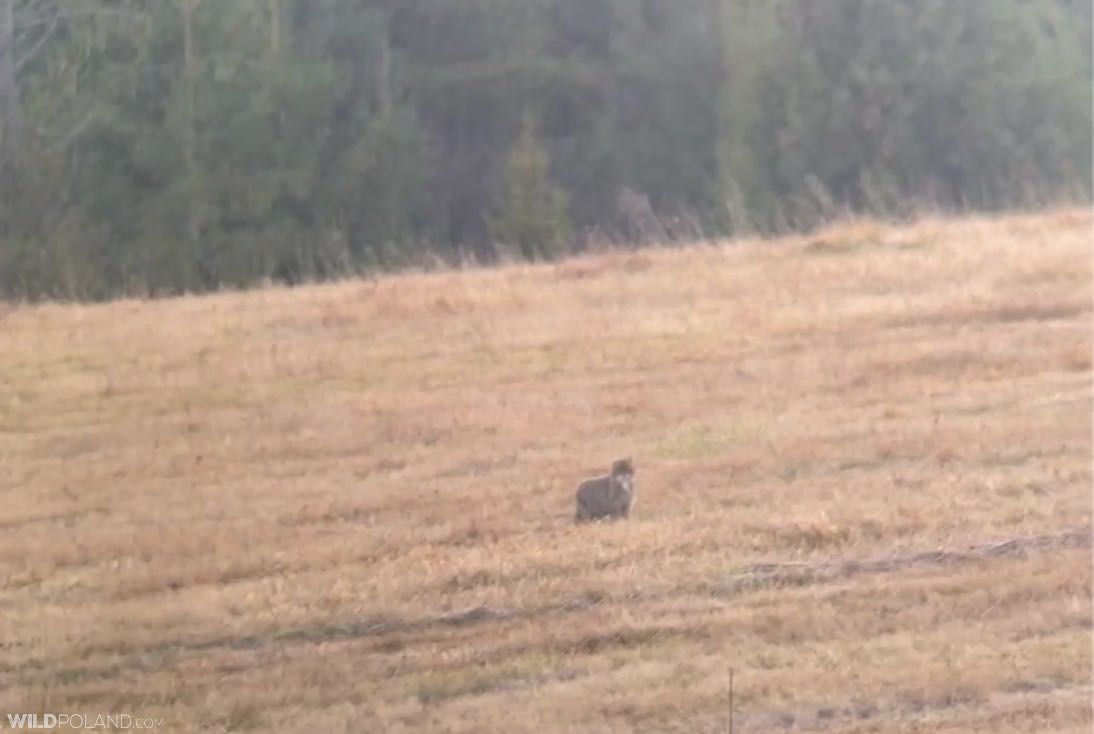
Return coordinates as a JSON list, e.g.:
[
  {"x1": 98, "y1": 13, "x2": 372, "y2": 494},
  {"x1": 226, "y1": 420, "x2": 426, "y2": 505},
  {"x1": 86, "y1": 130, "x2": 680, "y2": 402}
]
[{"x1": 0, "y1": 0, "x2": 1090, "y2": 300}]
